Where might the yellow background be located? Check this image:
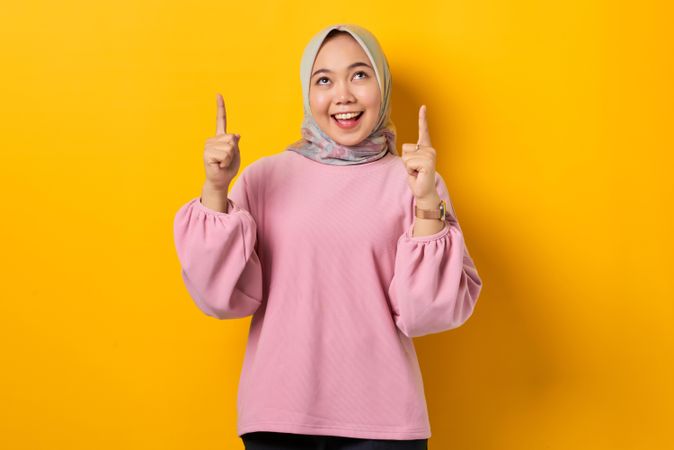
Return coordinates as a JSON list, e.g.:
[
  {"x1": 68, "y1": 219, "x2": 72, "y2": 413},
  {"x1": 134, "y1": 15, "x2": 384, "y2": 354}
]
[{"x1": 1, "y1": 1, "x2": 672, "y2": 449}]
